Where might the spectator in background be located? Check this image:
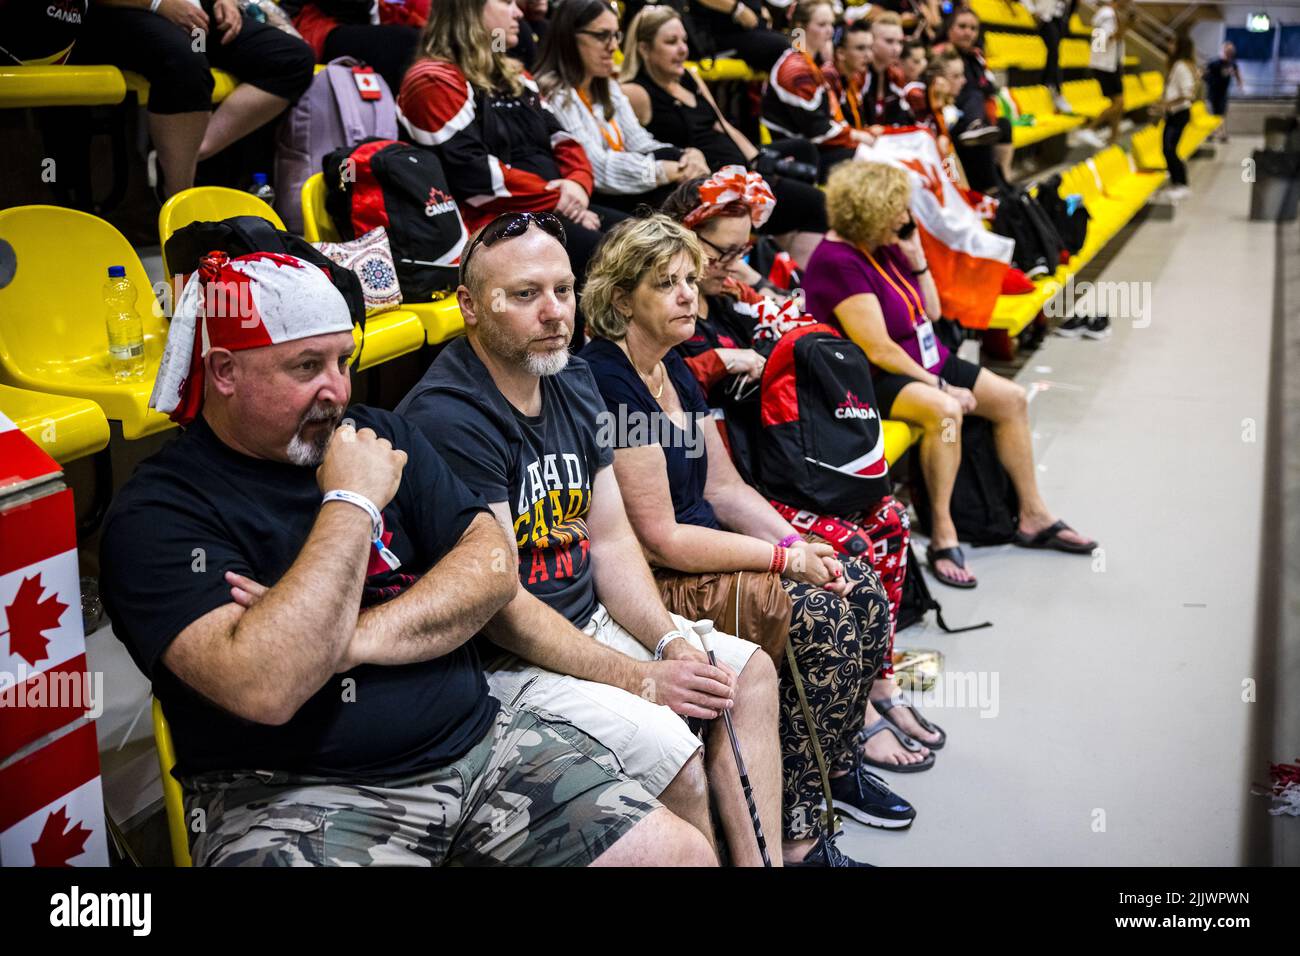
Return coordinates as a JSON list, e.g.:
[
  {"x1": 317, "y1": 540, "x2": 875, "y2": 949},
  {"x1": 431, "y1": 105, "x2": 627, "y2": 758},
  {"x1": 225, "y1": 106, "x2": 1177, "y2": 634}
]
[
  {"x1": 285, "y1": 0, "x2": 427, "y2": 93},
  {"x1": 911, "y1": 48, "x2": 969, "y2": 185},
  {"x1": 537, "y1": 0, "x2": 710, "y2": 213},
  {"x1": 899, "y1": 37, "x2": 927, "y2": 91},
  {"x1": 72, "y1": 0, "x2": 314, "y2": 199},
  {"x1": 762, "y1": 0, "x2": 875, "y2": 178},
  {"x1": 861, "y1": 12, "x2": 915, "y2": 127},
  {"x1": 1079, "y1": 0, "x2": 1130, "y2": 148},
  {"x1": 620, "y1": 4, "x2": 828, "y2": 263},
  {"x1": 507, "y1": 0, "x2": 548, "y2": 68},
  {"x1": 935, "y1": 6, "x2": 1013, "y2": 190},
  {"x1": 1025, "y1": 0, "x2": 1073, "y2": 113},
  {"x1": 804, "y1": 162, "x2": 1099, "y2": 589},
  {"x1": 398, "y1": 0, "x2": 625, "y2": 343},
  {"x1": 1203, "y1": 40, "x2": 1241, "y2": 142},
  {"x1": 1159, "y1": 33, "x2": 1196, "y2": 201},
  {"x1": 825, "y1": 18, "x2": 873, "y2": 127},
  {"x1": 687, "y1": 0, "x2": 790, "y2": 73}
]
